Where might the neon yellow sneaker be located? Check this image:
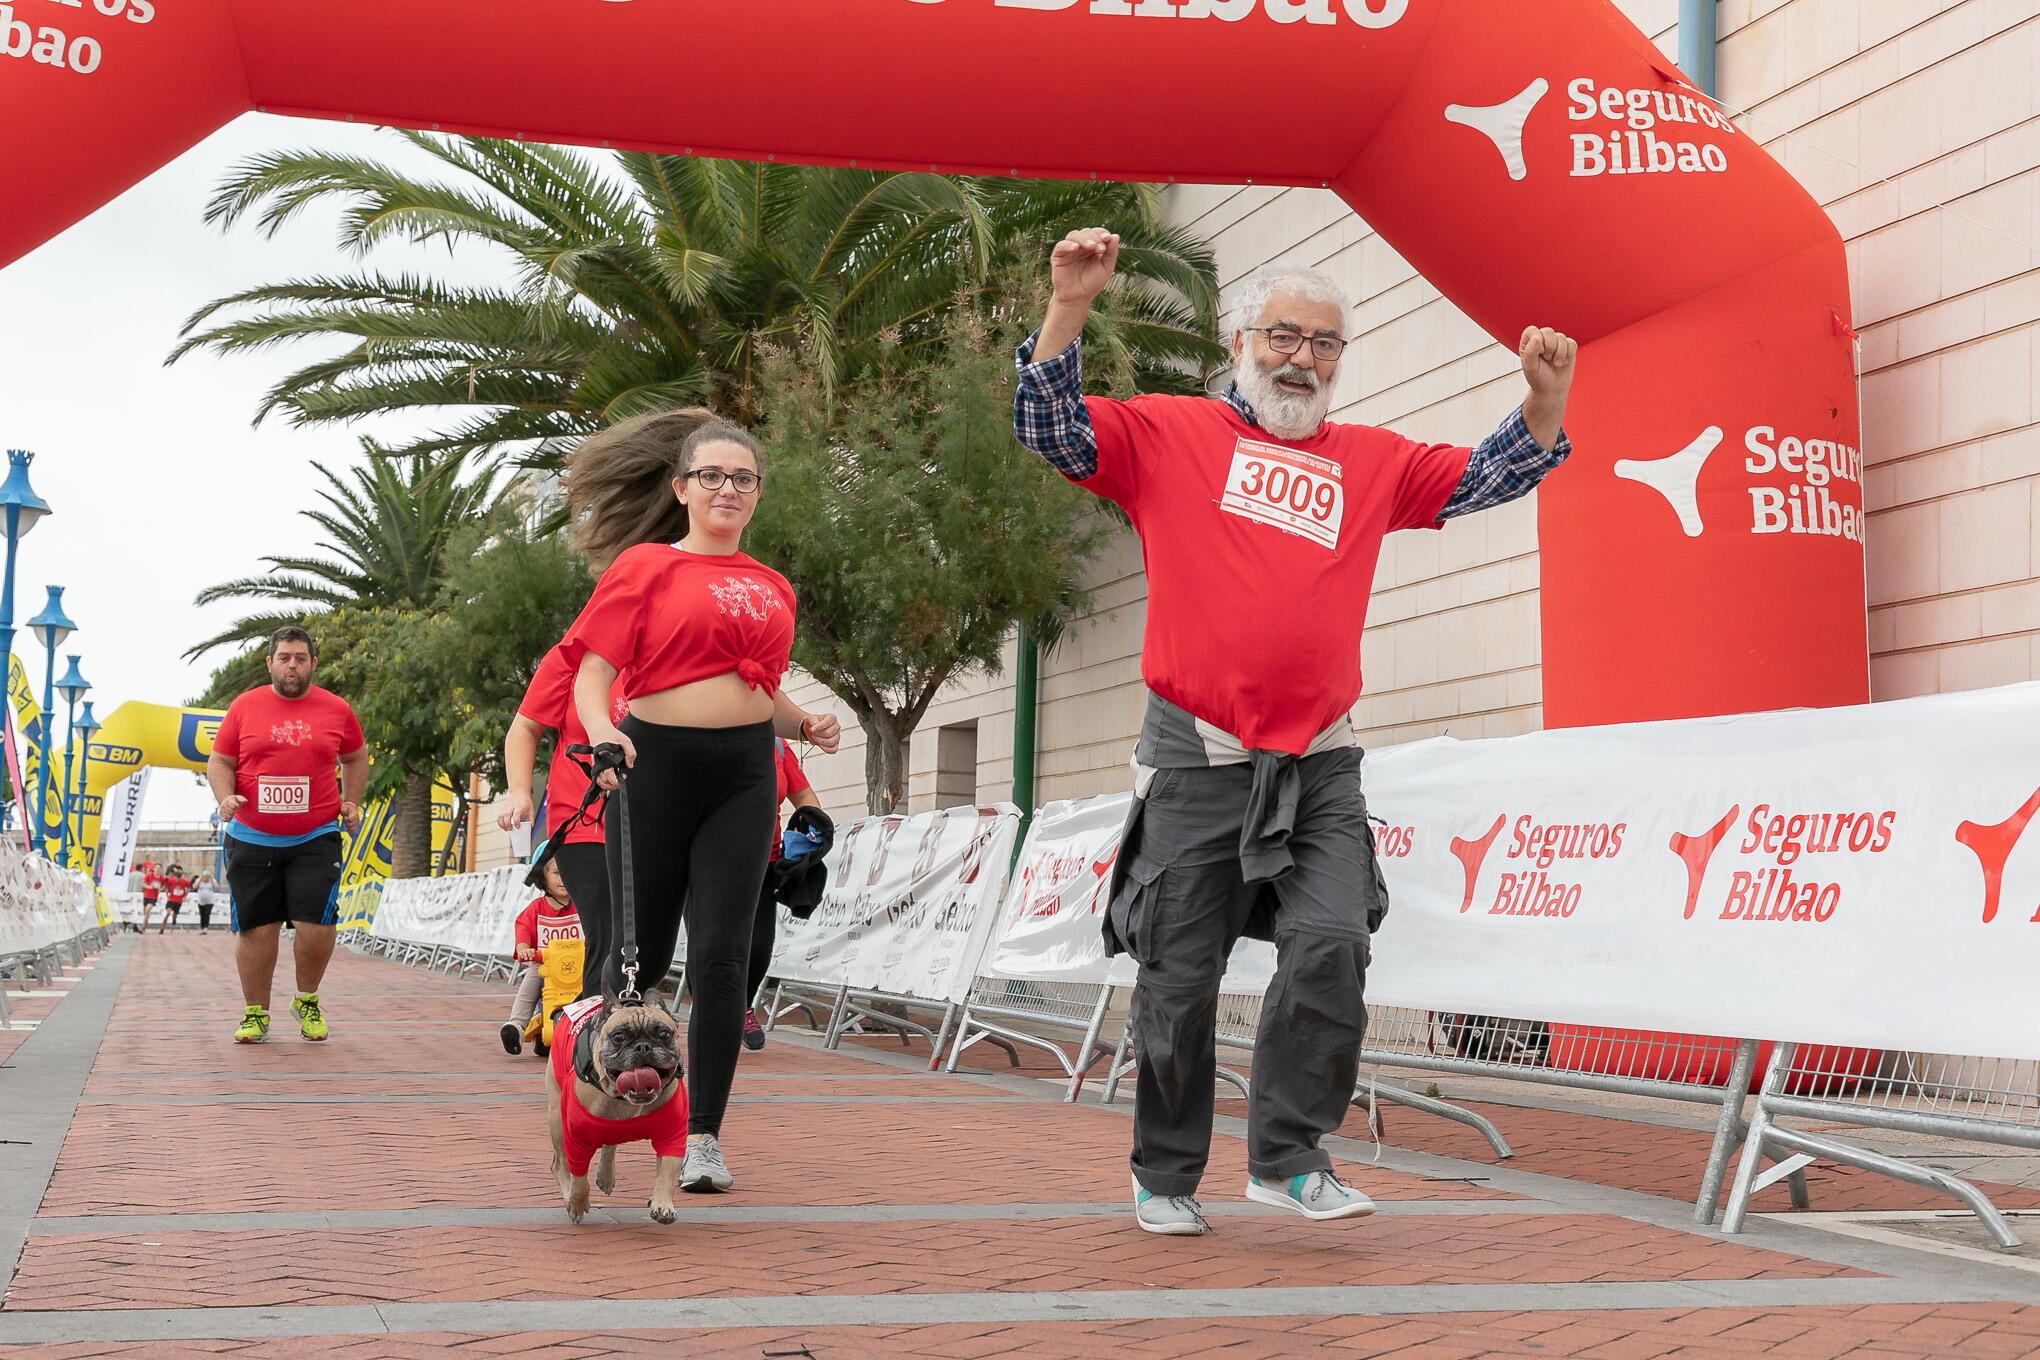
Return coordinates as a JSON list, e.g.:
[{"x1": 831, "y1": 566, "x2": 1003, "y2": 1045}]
[
  {"x1": 233, "y1": 1006, "x2": 270, "y2": 1044},
  {"x1": 290, "y1": 993, "x2": 328, "y2": 1042}
]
